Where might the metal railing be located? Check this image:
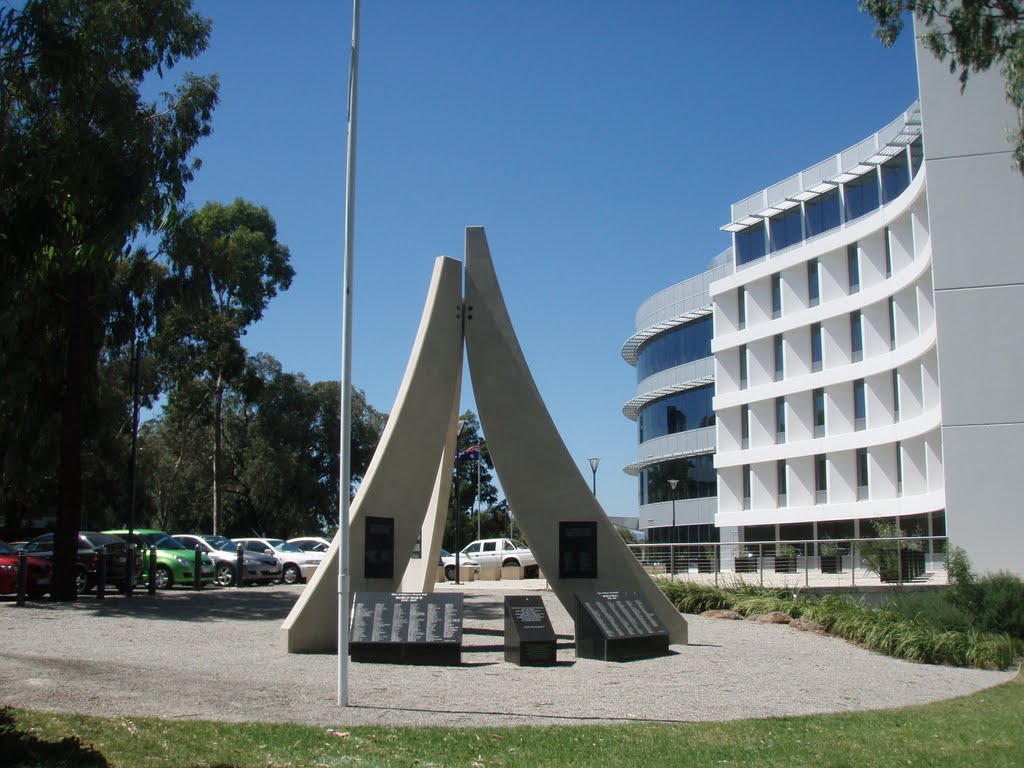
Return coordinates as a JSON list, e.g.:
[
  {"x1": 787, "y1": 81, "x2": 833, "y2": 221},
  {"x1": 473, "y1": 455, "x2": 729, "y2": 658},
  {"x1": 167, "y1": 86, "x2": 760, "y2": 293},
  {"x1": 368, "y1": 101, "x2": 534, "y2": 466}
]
[{"x1": 628, "y1": 535, "x2": 947, "y2": 588}]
